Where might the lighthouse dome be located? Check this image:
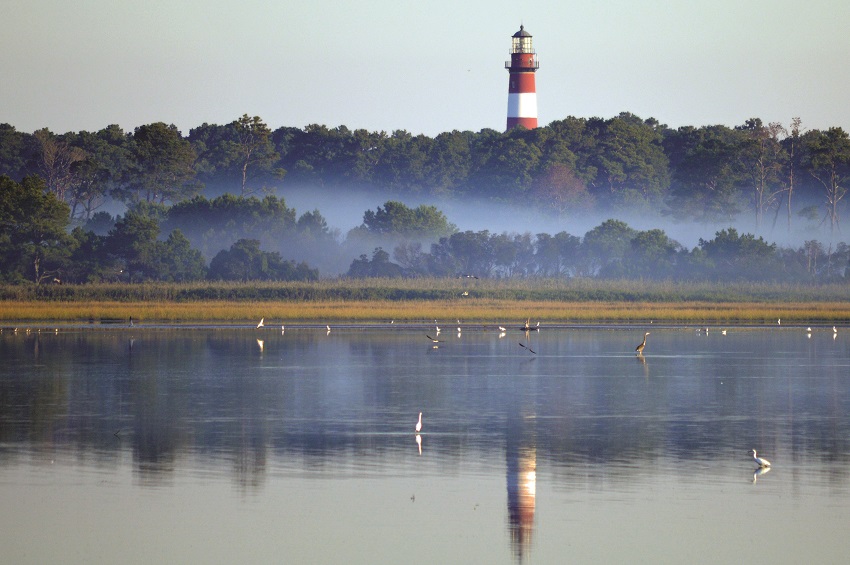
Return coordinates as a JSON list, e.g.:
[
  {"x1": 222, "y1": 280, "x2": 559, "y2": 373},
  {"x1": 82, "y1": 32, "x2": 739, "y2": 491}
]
[{"x1": 513, "y1": 25, "x2": 532, "y2": 38}]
